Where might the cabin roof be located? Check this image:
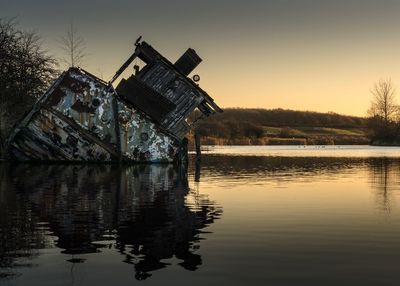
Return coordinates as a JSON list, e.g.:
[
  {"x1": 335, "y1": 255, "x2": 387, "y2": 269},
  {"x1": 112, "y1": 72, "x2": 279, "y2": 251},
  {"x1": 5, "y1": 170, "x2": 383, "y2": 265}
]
[
  {"x1": 134, "y1": 41, "x2": 222, "y2": 115},
  {"x1": 114, "y1": 40, "x2": 222, "y2": 138}
]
